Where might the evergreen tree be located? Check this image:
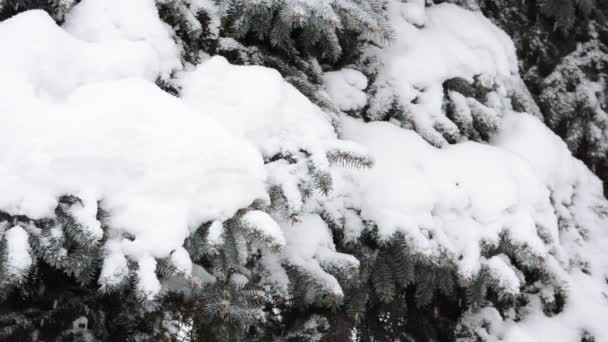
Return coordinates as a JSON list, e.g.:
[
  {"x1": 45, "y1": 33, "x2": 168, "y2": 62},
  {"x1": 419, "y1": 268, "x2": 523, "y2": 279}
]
[
  {"x1": 355, "y1": 0, "x2": 543, "y2": 147},
  {"x1": 1, "y1": 1, "x2": 607, "y2": 341},
  {"x1": 479, "y1": 0, "x2": 608, "y2": 195},
  {"x1": 0, "y1": 0, "x2": 76, "y2": 22},
  {"x1": 539, "y1": 36, "x2": 608, "y2": 184},
  {"x1": 221, "y1": 0, "x2": 392, "y2": 63},
  {"x1": 539, "y1": 0, "x2": 595, "y2": 31}
]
